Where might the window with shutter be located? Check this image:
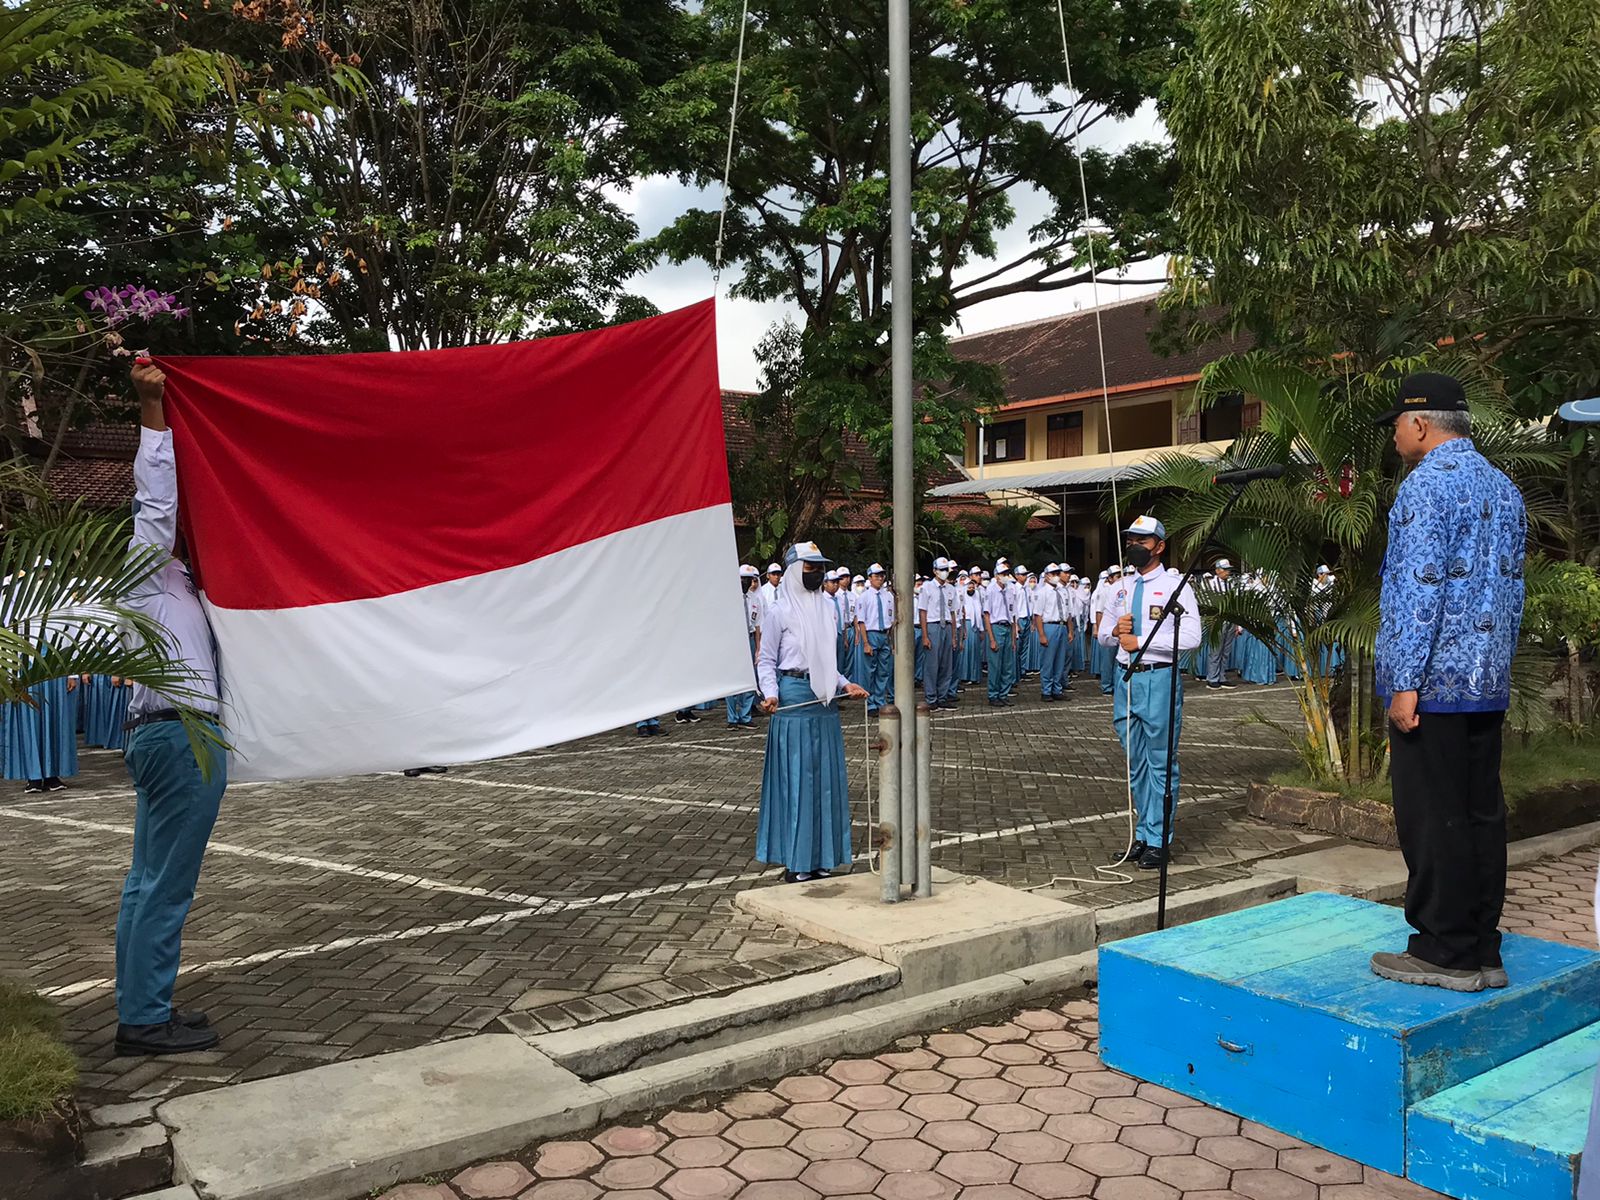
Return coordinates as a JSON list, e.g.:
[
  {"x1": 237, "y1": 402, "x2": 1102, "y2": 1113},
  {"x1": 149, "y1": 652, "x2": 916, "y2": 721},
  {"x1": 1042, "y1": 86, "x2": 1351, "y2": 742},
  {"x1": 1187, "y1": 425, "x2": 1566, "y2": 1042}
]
[{"x1": 1046, "y1": 411, "x2": 1083, "y2": 458}]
